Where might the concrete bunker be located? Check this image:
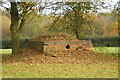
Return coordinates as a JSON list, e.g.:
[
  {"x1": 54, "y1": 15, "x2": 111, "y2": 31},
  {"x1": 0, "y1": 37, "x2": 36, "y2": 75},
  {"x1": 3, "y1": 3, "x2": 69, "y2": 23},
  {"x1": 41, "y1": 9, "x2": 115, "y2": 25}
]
[{"x1": 28, "y1": 33, "x2": 92, "y2": 53}]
